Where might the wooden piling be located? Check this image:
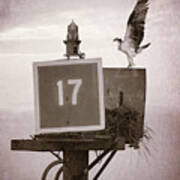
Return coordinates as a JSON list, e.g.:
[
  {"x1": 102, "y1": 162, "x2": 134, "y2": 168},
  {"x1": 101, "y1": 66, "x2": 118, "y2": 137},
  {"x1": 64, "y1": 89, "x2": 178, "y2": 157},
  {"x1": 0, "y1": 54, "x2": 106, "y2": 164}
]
[{"x1": 63, "y1": 150, "x2": 88, "y2": 180}]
